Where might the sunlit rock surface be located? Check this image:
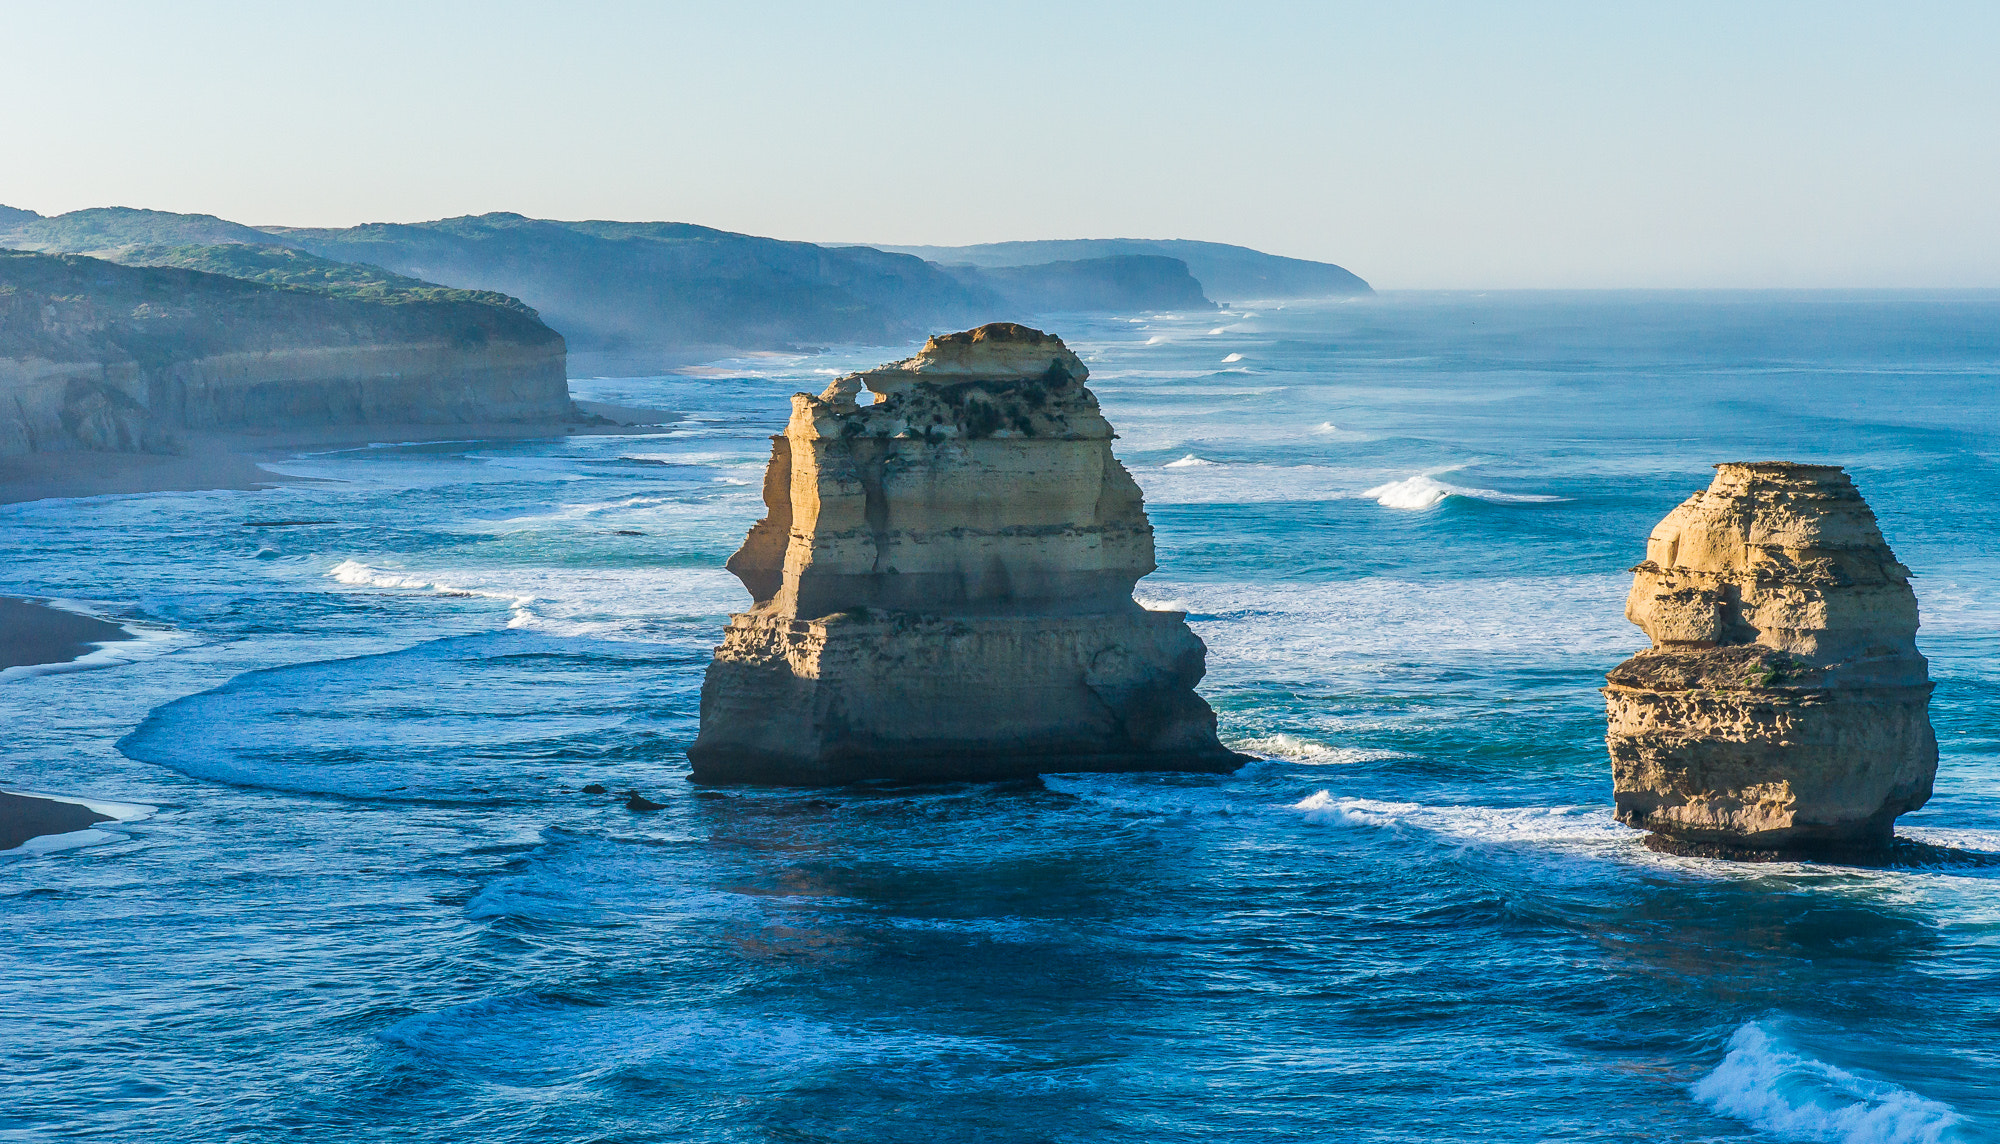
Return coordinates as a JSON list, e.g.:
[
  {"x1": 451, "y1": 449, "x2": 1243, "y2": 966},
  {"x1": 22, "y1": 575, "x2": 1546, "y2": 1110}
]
[
  {"x1": 1604, "y1": 462, "x2": 1938, "y2": 855},
  {"x1": 689, "y1": 323, "x2": 1247, "y2": 784}
]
